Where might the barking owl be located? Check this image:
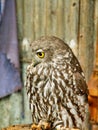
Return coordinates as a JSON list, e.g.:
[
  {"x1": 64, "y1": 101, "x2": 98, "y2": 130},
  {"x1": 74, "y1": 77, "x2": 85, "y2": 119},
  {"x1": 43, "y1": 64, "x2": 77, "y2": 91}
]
[{"x1": 26, "y1": 36, "x2": 90, "y2": 130}]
